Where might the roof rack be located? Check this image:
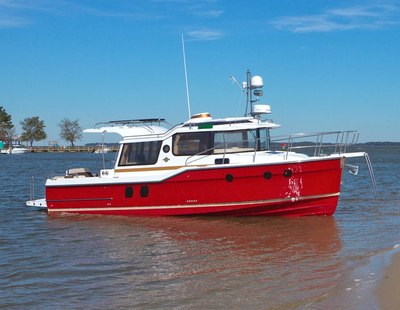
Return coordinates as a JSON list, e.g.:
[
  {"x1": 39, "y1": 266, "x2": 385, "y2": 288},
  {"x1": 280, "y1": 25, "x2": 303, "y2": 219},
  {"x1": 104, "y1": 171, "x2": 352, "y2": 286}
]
[{"x1": 95, "y1": 118, "x2": 166, "y2": 127}]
